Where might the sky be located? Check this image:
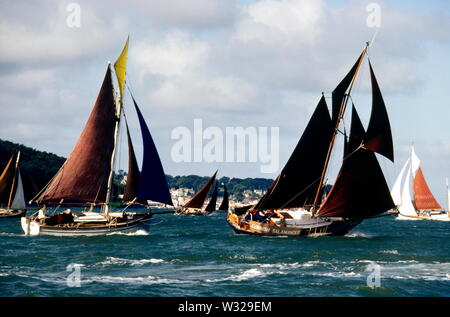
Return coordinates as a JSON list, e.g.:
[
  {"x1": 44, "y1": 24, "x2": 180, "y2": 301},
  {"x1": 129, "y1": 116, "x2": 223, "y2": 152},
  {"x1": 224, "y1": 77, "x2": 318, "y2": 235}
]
[{"x1": 0, "y1": 0, "x2": 449, "y2": 206}]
